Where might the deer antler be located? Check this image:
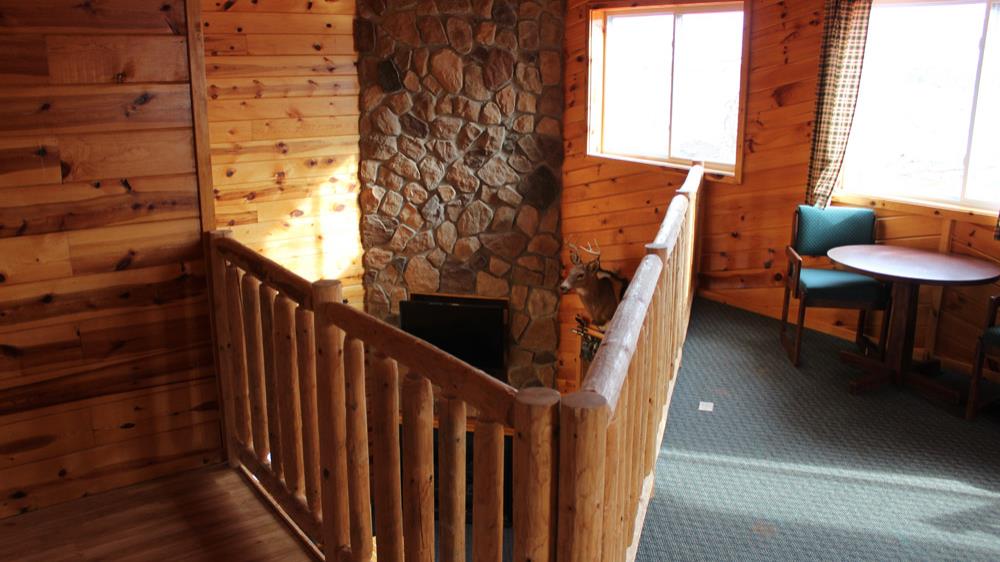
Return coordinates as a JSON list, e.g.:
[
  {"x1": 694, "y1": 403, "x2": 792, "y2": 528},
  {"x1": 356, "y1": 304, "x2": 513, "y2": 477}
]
[{"x1": 567, "y1": 240, "x2": 601, "y2": 264}]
